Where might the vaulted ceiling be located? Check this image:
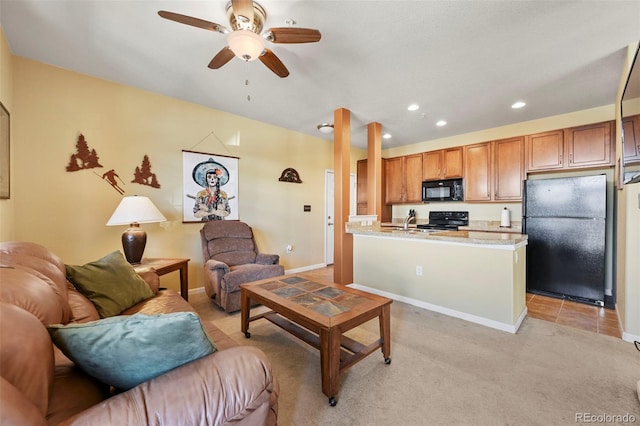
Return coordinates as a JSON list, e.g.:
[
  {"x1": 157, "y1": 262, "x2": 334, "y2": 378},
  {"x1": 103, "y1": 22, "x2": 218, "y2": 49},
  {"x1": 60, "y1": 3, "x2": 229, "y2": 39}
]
[{"x1": 2, "y1": 1, "x2": 639, "y2": 149}]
